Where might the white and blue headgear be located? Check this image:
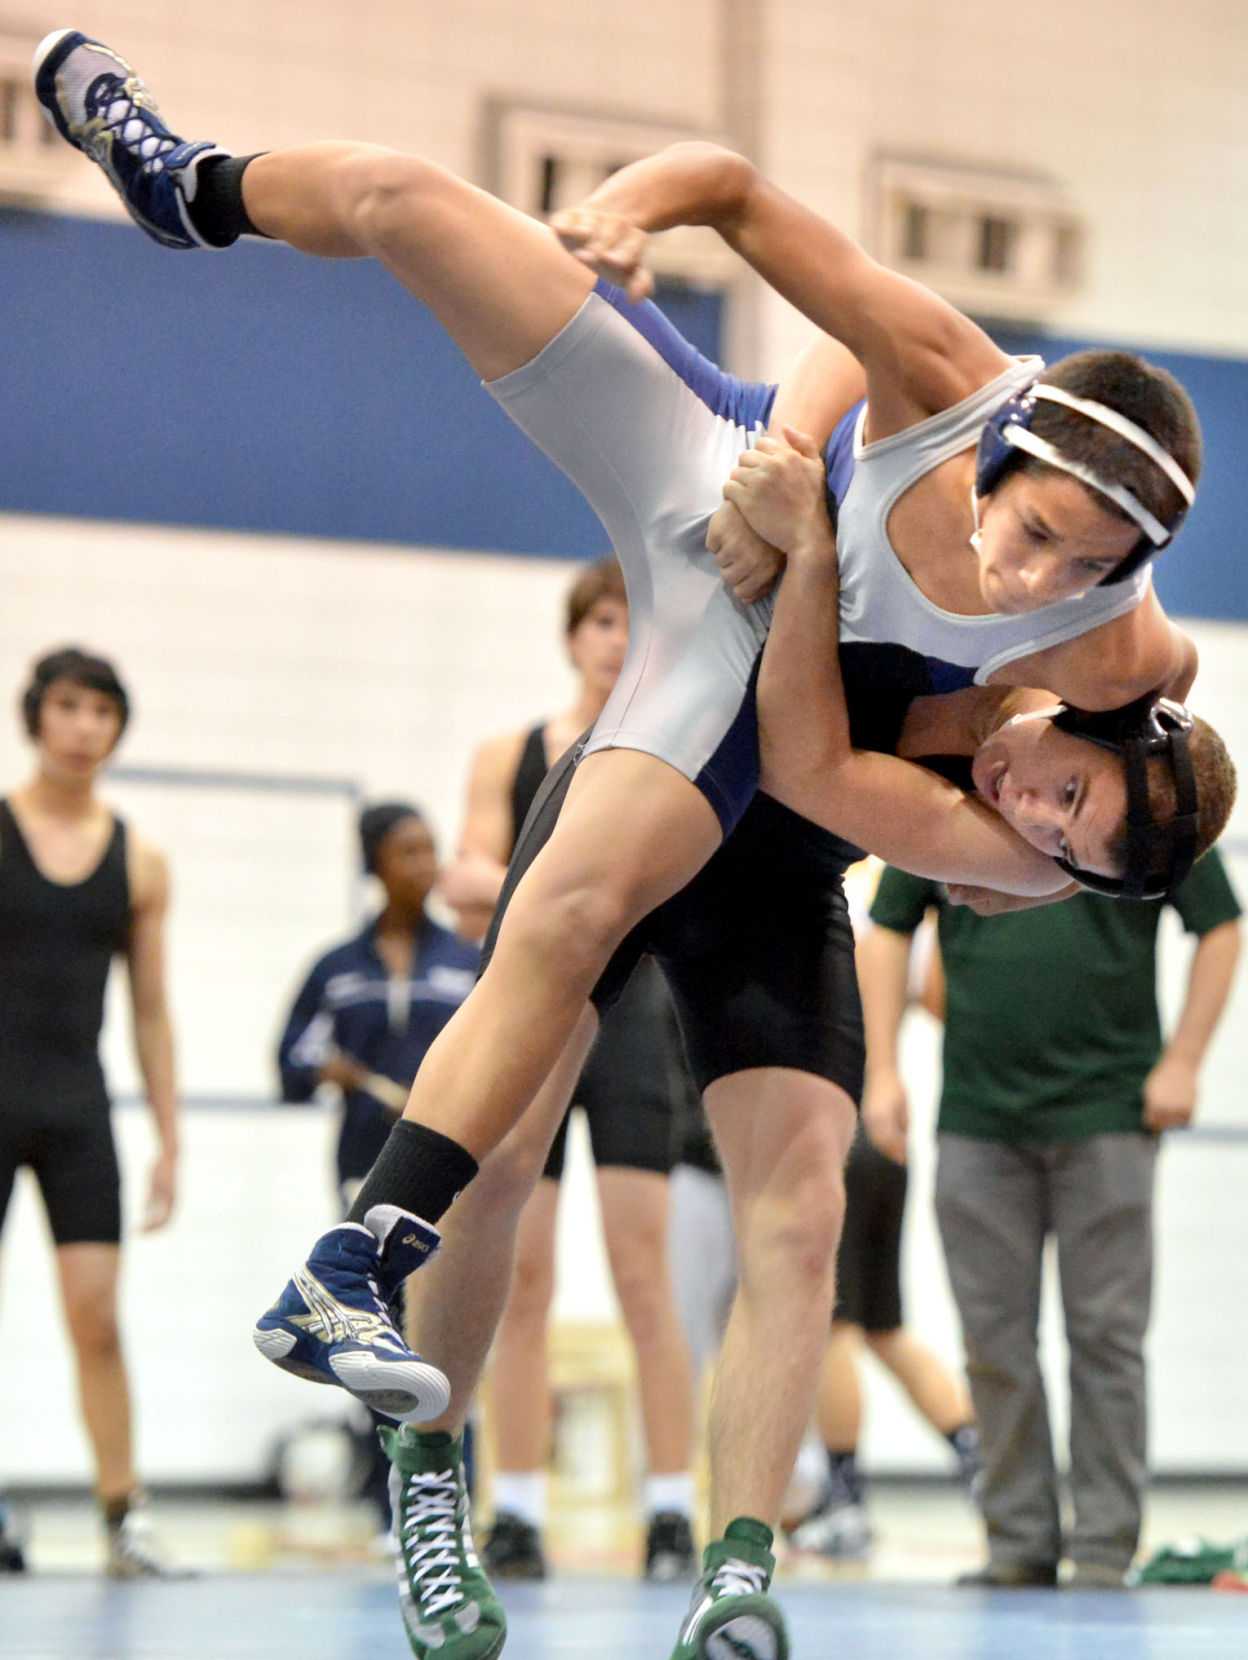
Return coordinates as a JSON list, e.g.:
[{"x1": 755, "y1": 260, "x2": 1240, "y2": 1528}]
[{"x1": 975, "y1": 384, "x2": 1196, "y2": 585}]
